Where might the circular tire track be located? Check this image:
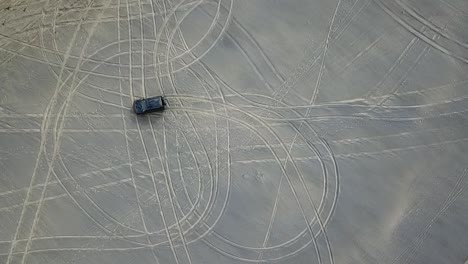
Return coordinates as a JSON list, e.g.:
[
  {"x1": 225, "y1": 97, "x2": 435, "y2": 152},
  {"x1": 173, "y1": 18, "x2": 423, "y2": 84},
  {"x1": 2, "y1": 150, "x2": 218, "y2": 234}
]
[{"x1": 5, "y1": 0, "x2": 341, "y2": 263}]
